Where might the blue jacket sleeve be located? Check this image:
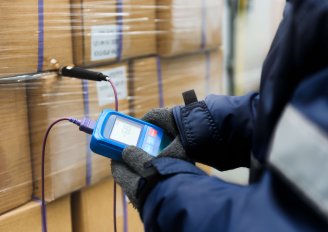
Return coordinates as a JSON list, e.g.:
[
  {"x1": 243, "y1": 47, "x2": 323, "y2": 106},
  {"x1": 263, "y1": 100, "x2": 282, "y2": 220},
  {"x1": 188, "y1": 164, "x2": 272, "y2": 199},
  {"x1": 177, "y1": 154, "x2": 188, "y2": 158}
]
[
  {"x1": 173, "y1": 92, "x2": 259, "y2": 170},
  {"x1": 141, "y1": 158, "x2": 327, "y2": 232}
]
